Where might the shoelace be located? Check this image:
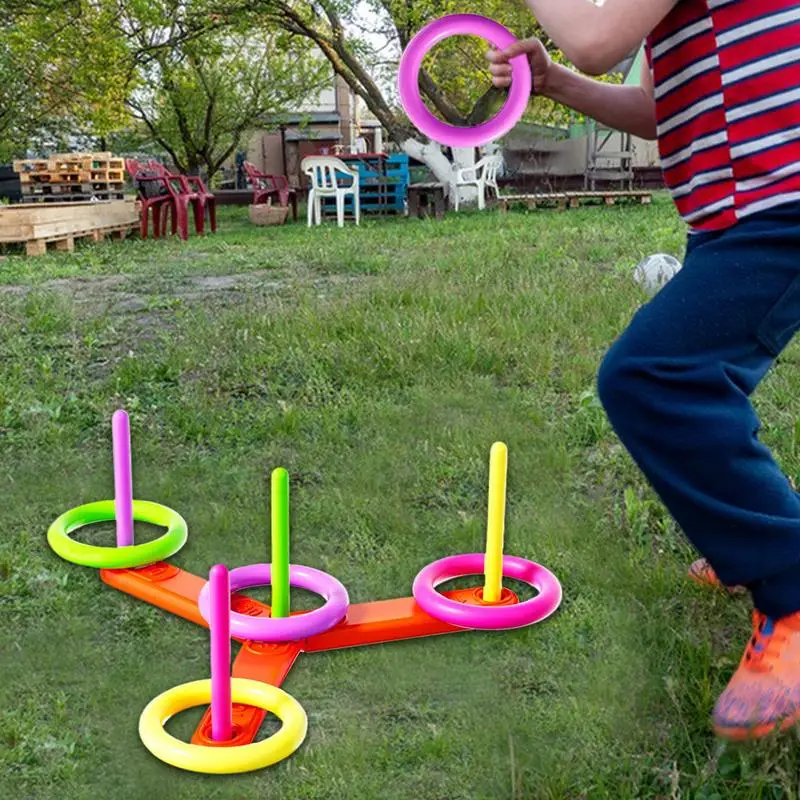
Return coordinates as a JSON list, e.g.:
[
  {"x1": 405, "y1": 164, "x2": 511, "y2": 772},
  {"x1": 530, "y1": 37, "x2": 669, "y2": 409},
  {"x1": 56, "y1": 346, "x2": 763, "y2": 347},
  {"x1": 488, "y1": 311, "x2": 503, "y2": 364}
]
[{"x1": 744, "y1": 612, "x2": 789, "y2": 672}]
